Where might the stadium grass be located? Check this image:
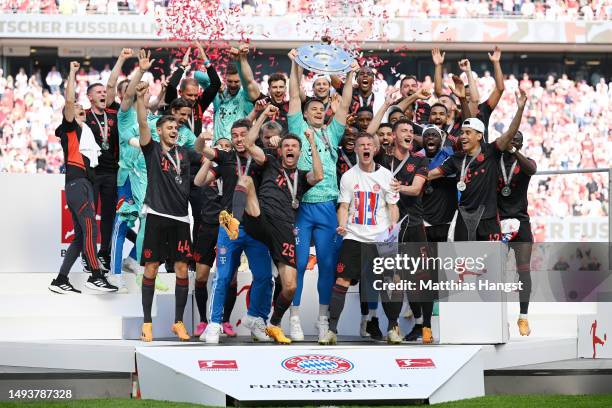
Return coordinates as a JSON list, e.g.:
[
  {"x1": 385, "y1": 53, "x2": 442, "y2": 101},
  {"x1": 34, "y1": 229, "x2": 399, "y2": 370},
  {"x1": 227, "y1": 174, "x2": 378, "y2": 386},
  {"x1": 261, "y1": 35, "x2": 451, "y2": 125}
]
[{"x1": 2, "y1": 395, "x2": 612, "y2": 407}]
